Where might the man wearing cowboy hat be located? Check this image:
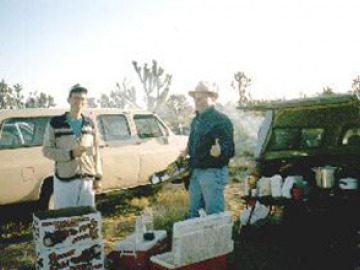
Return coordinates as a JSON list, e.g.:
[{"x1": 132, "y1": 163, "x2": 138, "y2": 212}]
[{"x1": 183, "y1": 81, "x2": 235, "y2": 218}]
